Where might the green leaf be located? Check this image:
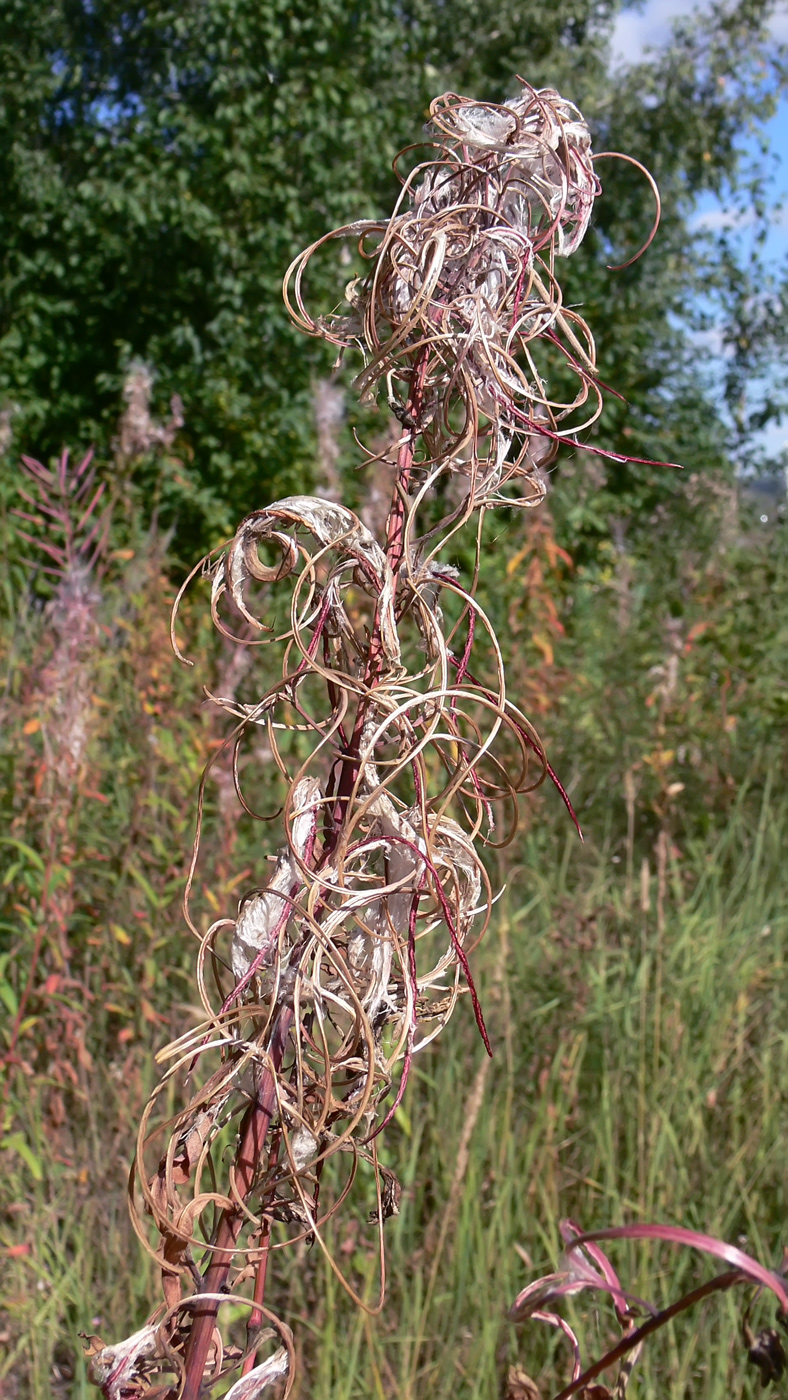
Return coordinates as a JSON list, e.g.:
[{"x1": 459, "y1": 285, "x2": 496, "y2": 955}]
[
  {"x1": 0, "y1": 982, "x2": 18, "y2": 1017},
  {"x1": 1, "y1": 1132, "x2": 44, "y2": 1182},
  {"x1": 0, "y1": 839, "x2": 45, "y2": 874}
]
